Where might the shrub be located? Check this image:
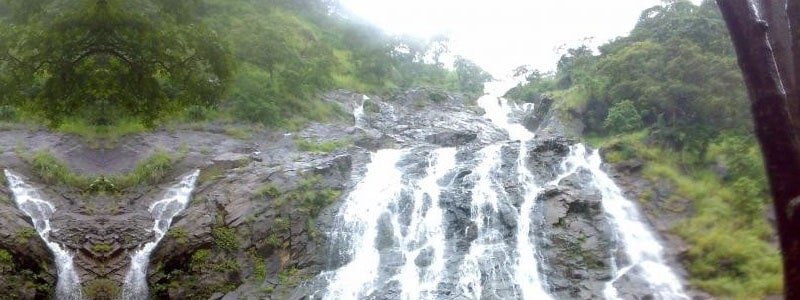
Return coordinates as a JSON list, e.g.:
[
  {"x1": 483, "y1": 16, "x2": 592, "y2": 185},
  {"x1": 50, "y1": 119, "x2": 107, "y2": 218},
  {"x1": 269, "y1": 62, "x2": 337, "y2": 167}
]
[
  {"x1": 603, "y1": 100, "x2": 643, "y2": 134},
  {"x1": 190, "y1": 249, "x2": 211, "y2": 272},
  {"x1": 212, "y1": 227, "x2": 240, "y2": 251},
  {"x1": 0, "y1": 249, "x2": 13, "y2": 270}
]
